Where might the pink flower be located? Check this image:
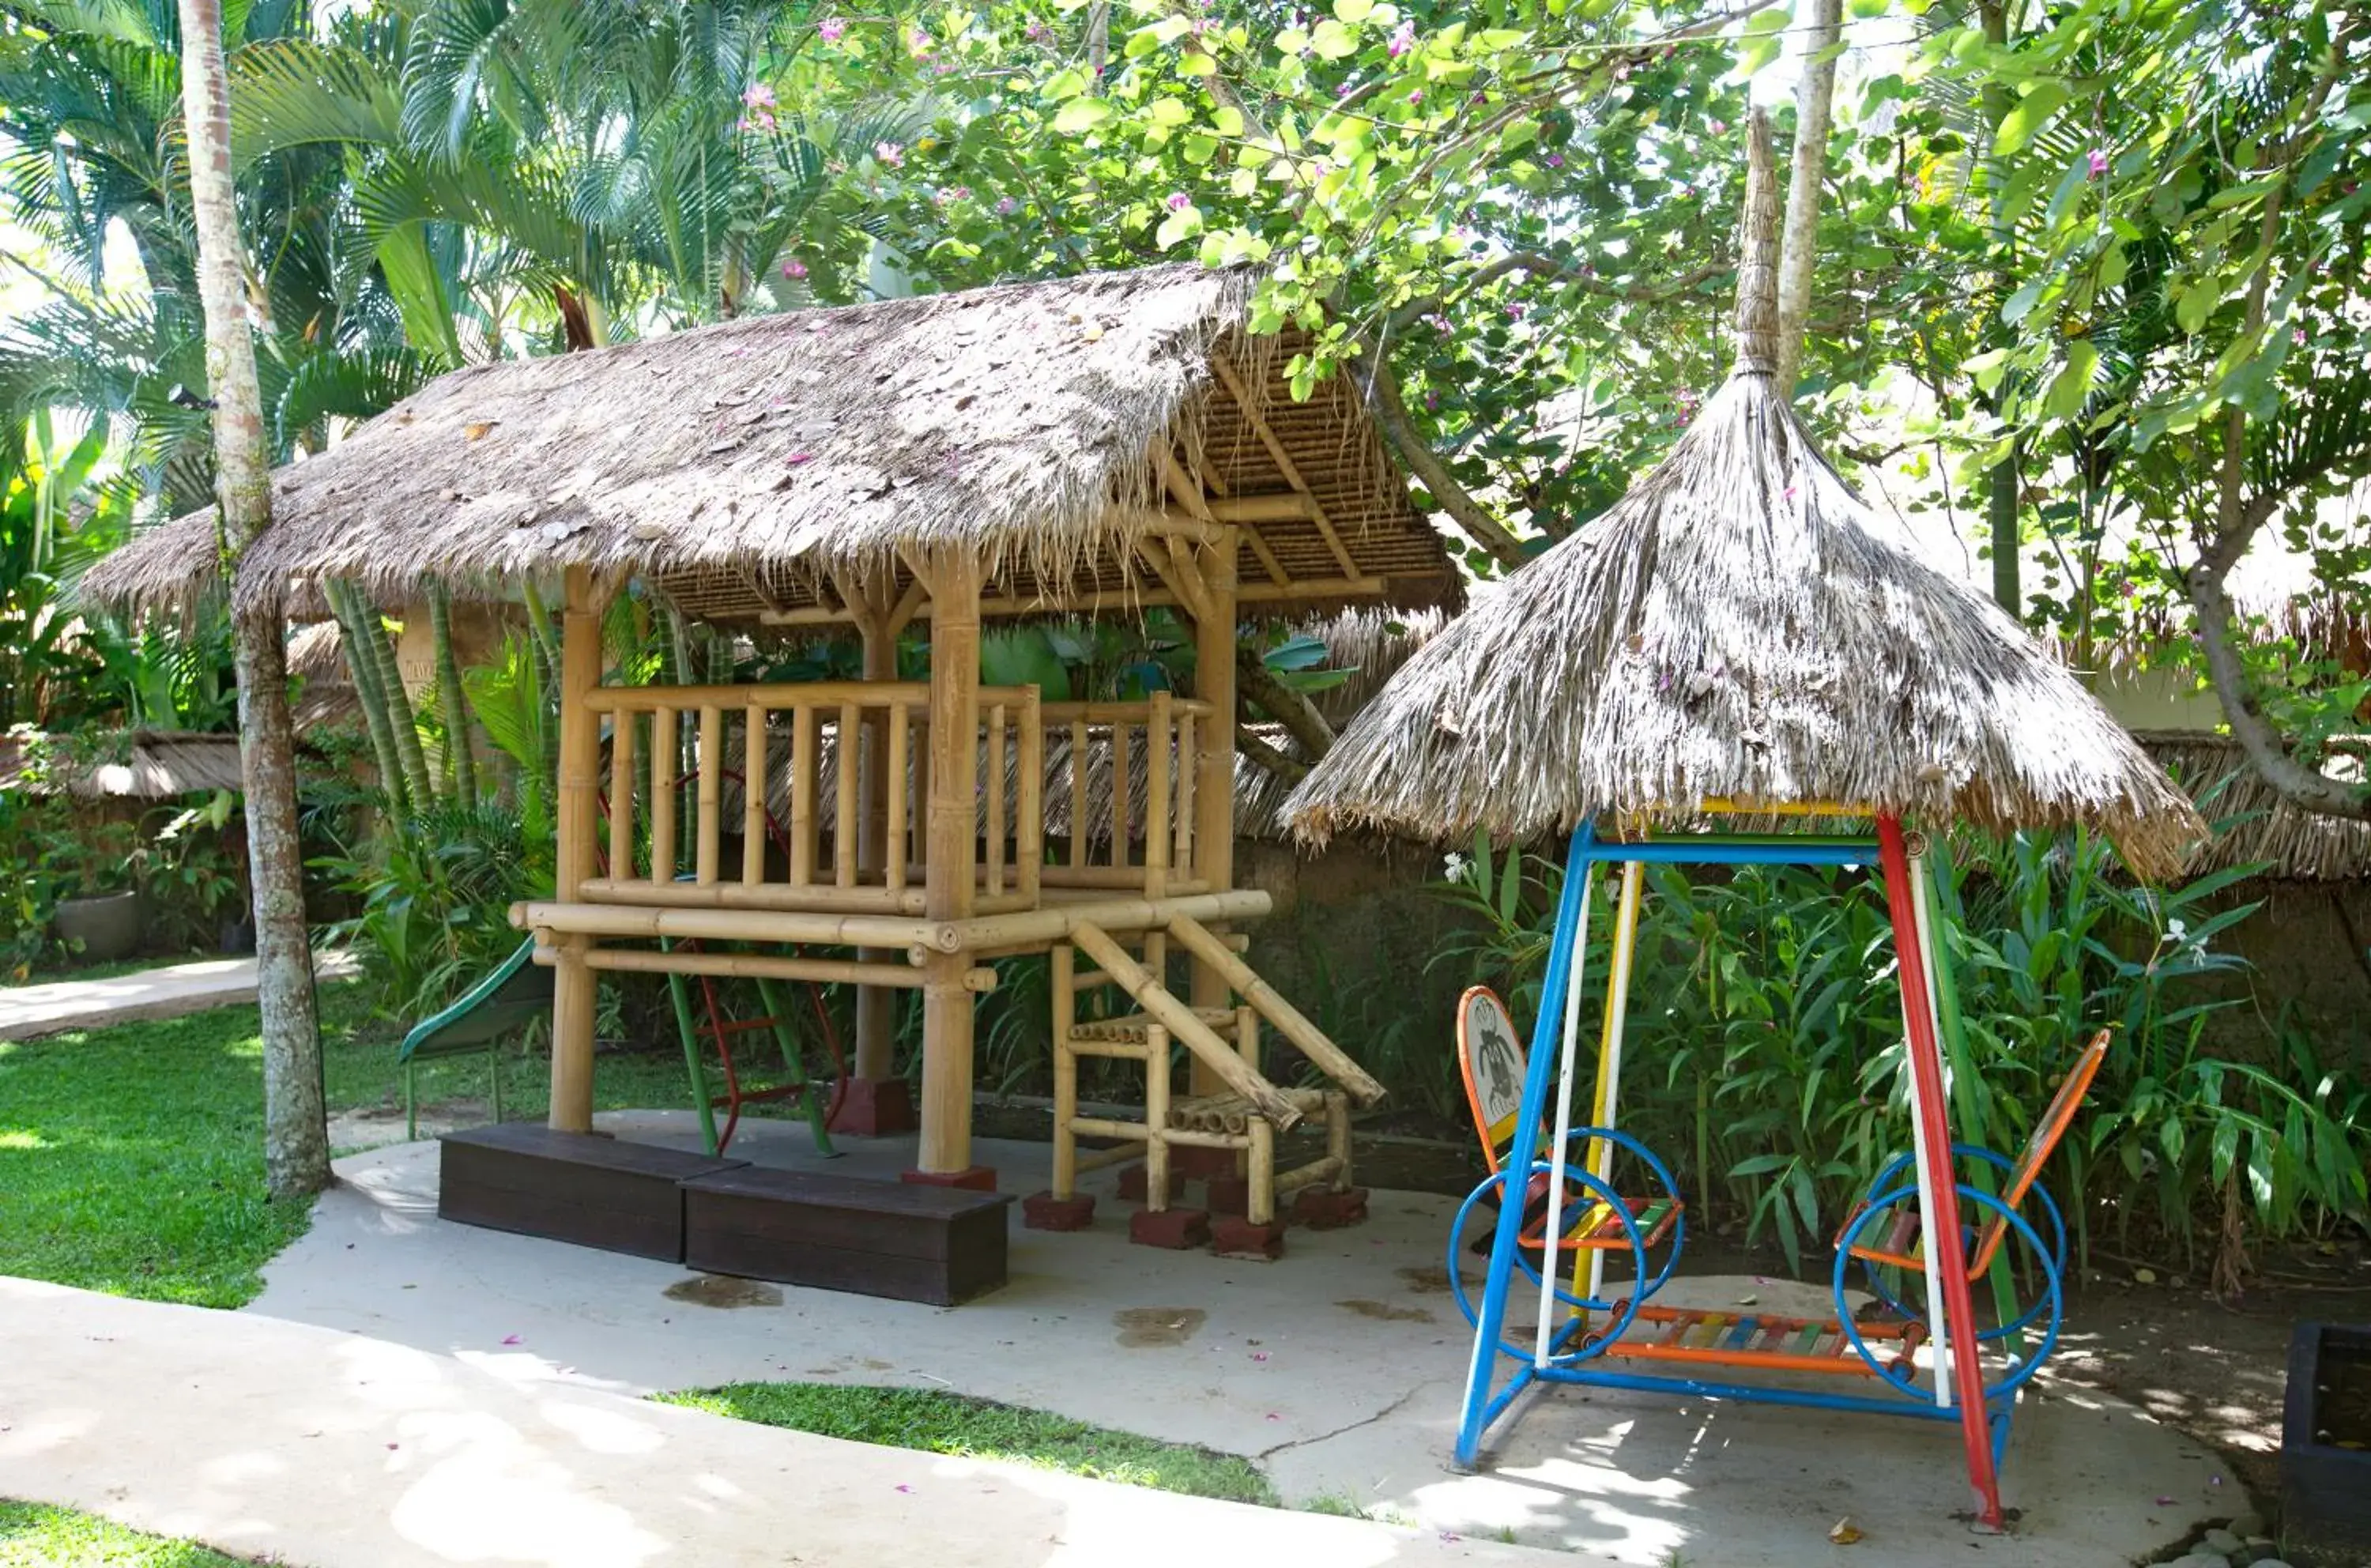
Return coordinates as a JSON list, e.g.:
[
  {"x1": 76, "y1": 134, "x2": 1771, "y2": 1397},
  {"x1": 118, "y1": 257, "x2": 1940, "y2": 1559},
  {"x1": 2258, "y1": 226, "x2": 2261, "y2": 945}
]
[
  {"x1": 1408, "y1": 89, "x2": 1423, "y2": 104},
  {"x1": 2294, "y1": 327, "x2": 2307, "y2": 345},
  {"x1": 818, "y1": 16, "x2": 846, "y2": 43},
  {"x1": 908, "y1": 25, "x2": 932, "y2": 53},
  {"x1": 995, "y1": 196, "x2": 1018, "y2": 214},
  {"x1": 741, "y1": 82, "x2": 776, "y2": 110},
  {"x1": 2087, "y1": 148, "x2": 2108, "y2": 177},
  {"x1": 1336, "y1": 82, "x2": 1355, "y2": 99},
  {"x1": 874, "y1": 141, "x2": 903, "y2": 167},
  {"x1": 1166, "y1": 190, "x2": 1191, "y2": 211},
  {"x1": 781, "y1": 258, "x2": 808, "y2": 280},
  {"x1": 1545, "y1": 153, "x2": 1564, "y2": 168},
  {"x1": 788, "y1": 452, "x2": 816, "y2": 465},
  {"x1": 1388, "y1": 19, "x2": 1416, "y2": 55},
  {"x1": 1710, "y1": 119, "x2": 1728, "y2": 134}
]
